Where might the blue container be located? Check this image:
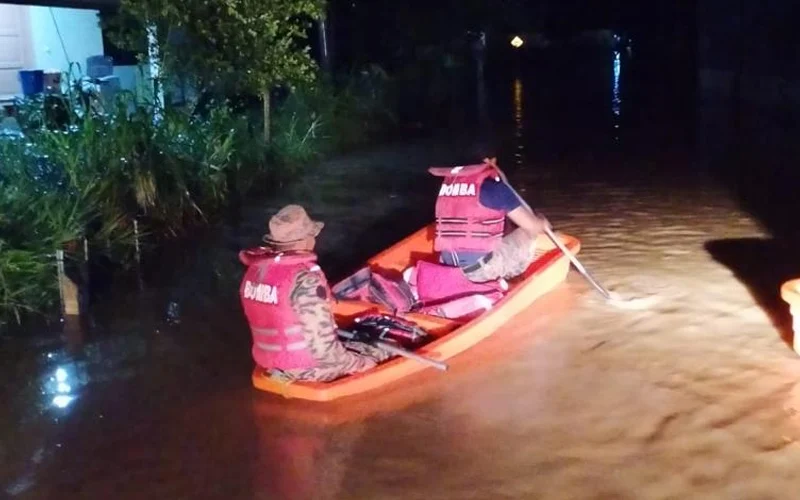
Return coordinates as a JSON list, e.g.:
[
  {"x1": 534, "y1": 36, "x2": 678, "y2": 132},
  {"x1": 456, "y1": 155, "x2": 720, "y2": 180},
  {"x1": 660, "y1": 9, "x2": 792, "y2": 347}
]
[{"x1": 18, "y1": 70, "x2": 44, "y2": 96}]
